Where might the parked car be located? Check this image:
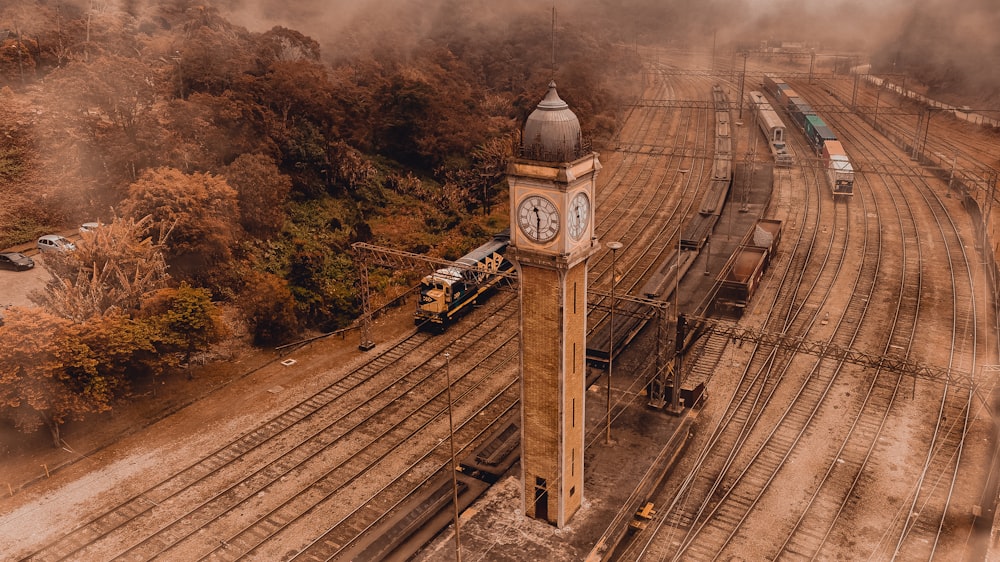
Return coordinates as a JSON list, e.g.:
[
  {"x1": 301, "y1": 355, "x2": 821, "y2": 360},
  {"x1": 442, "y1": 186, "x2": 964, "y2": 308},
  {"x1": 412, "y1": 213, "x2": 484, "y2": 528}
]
[
  {"x1": 0, "y1": 252, "x2": 34, "y2": 271},
  {"x1": 80, "y1": 222, "x2": 100, "y2": 233},
  {"x1": 37, "y1": 234, "x2": 76, "y2": 252}
]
